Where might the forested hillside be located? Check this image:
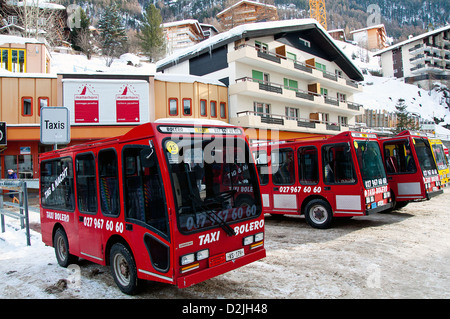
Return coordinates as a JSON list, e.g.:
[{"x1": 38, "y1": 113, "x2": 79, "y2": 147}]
[{"x1": 60, "y1": 0, "x2": 449, "y2": 42}]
